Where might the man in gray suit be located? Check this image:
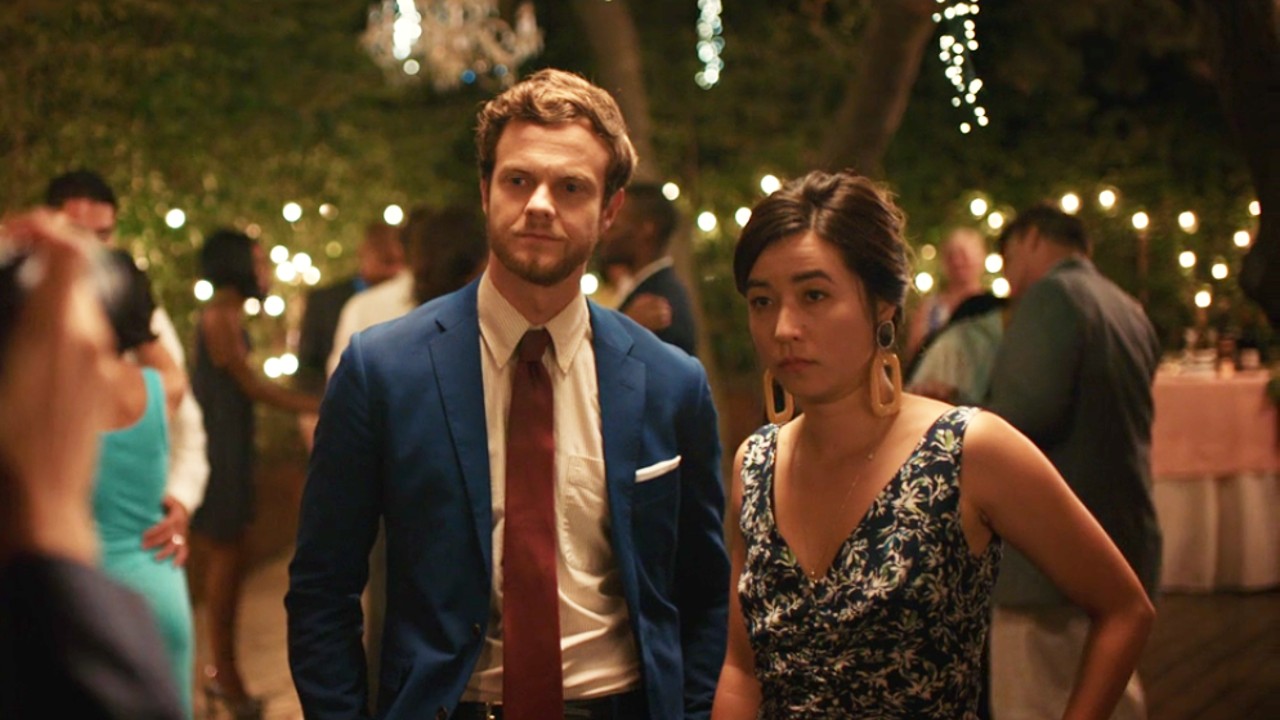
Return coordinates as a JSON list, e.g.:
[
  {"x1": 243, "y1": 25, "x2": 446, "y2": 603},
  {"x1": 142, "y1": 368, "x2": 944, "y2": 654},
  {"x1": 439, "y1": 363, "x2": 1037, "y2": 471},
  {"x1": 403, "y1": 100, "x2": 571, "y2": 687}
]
[{"x1": 985, "y1": 204, "x2": 1162, "y2": 720}]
